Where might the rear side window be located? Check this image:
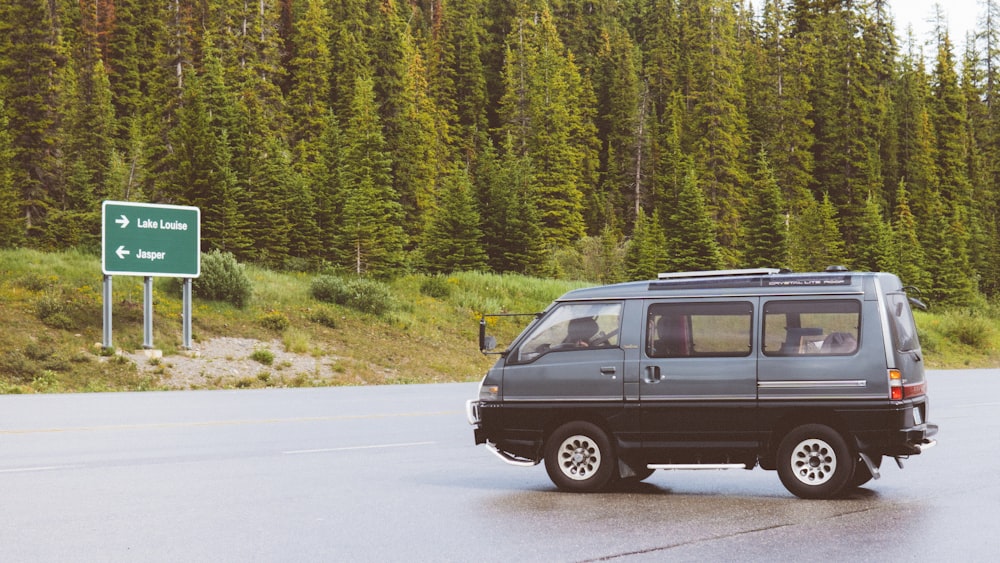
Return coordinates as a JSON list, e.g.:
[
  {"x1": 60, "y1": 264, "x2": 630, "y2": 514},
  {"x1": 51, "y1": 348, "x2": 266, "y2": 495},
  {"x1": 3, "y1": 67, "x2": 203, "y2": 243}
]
[
  {"x1": 646, "y1": 301, "x2": 753, "y2": 358},
  {"x1": 762, "y1": 300, "x2": 860, "y2": 356},
  {"x1": 886, "y1": 292, "x2": 919, "y2": 352}
]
